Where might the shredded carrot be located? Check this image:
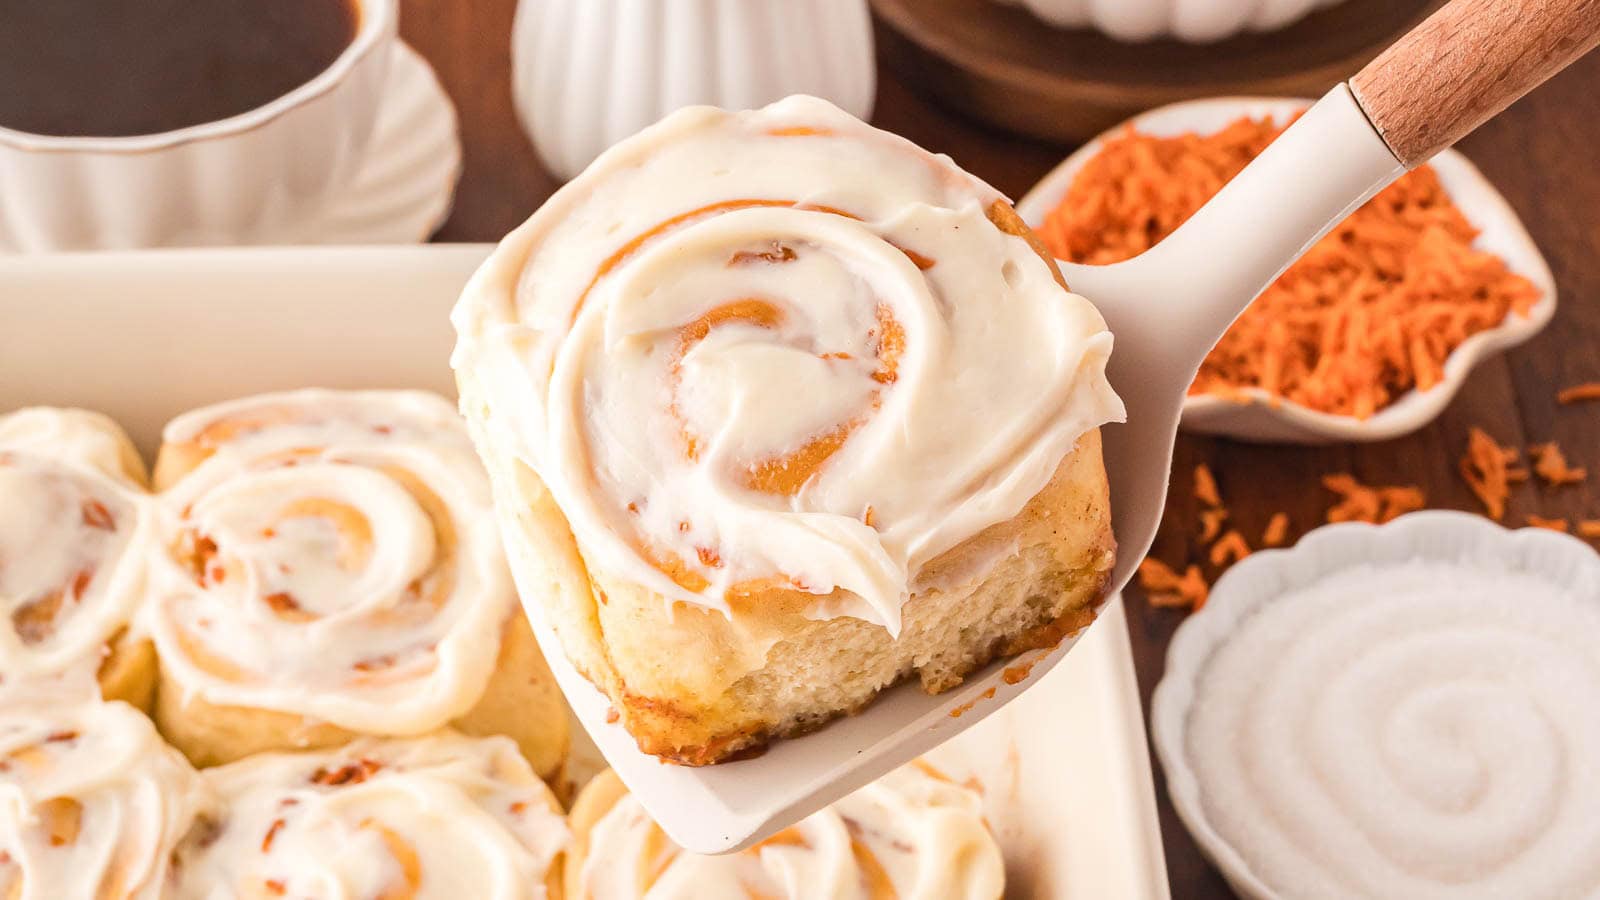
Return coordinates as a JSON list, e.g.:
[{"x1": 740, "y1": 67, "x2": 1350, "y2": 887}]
[
  {"x1": 1578, "y1": 520, "x2": 1600, "y2": 538},
  {"x1": 1261, "y1": 512, "x2": 1290, "y2": 547},
  {"x1": 1526, "y1": 515, "x2": 1569, "y2": 532},
  {"x1": 1198, "y1": 508, "x2": 1228, "y2": 542},
  {"x1": 1138, "y1": 558, "x2": 1209, "y2": 611},
  {"x1": 1528, "y1": 442, "x2": 1587, "y2": 486},
  {"x1": 1322, "y1": 473, "x2": 1426, "y2": 524},
  {"x1": 1194, "y1": 463, "x2": 1222, "y2": 508},
  {"x1": 1209, "y1": 530, "x2": 1251, "y2": 566},
  {"x1": 1459, "y1": 427, "x2": 1520, "y2": 520},
  {"x1": 1038, "y1": 118, "x2": 1540, "y2": 419},
  {"x1": 1557, "y1": 382, "x2": 1600, "y2": 404}
]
